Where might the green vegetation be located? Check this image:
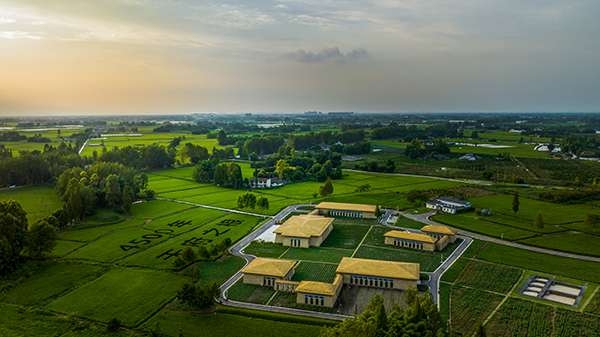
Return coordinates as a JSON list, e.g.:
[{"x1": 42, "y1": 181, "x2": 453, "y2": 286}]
[
  {"x1": 462, "y1": 239, "x2": 486, "y2": 258},
  {"x1": 185, "y1": 255, "x2": 245, "y2": 286},
  {"x1": 1, "y1": 262, "x2": 104, "y2": 306},
  {"x1": 49, "y1": 240, "x2": 86, "y2": 257},
  {"x1": 486, "y1": 298, "x2": 552, "y2": 337},
  {"x1": 450, "y1": 286, "x2": 503, "y2": 334},
  {"x1": 46, "y1": 267, "x2": 187, "y2": 327},
  {"x1": 0, "y1": 185, "x2": 62, "y2": 223},
  {"x1": 320, "y1": 223, "x2": 371, "y2": 250},
  {"x1": 140, "y1": 308, "x2": 325, "y2": 337},
  {"x1": 518, "y1": 232, "x2": 600, "y2": 257},
  {"x1": 244, "y1": 242, "x2": 289, "y2": 258},
  {"x1": 0, "y1": 303, "x2": 136, "y2": 337},
  {"x1": 143, "y1": 207, "x2": 227, "y2": 235},
  {"x1": 226, "y1": 279, "x2": 259, "y2": 302},
  {"x1": 440, "y1": 257, "x2": 470, "y2": 283},
  {"x1": 433, "y1": 212, "x2": 535, "y2": 240},
  {"x1": 58, "y1": 219, "x2": 147, "y2": 242},
  {"x1": 476, "y1": 243, "x2": 600, "y2": 283},
  {"x1": 455, "y1": 260, "x2": 521, "y2": 294},
  {"x1": 269, "y1": 292, "x2": 333, "y2": 314},
  {"x1": 130, "y1": 199, "x2": 195, "y2": 219},
  {"x1": 281, "y1": 247, "x2": 352, "y2": 264},
  {"x1": 291, "y1": 262, "x2": 337, "y2": 283},
  {"x1": 353, "y1": 246, "x2": 441, "y2": 272}
]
